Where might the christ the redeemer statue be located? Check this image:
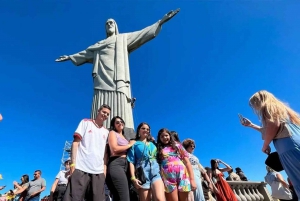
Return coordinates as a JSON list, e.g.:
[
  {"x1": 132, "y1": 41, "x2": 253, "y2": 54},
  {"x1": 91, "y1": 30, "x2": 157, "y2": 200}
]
[{"x1": 55, "y1": 9, "x2": 179, "y2": 130}]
